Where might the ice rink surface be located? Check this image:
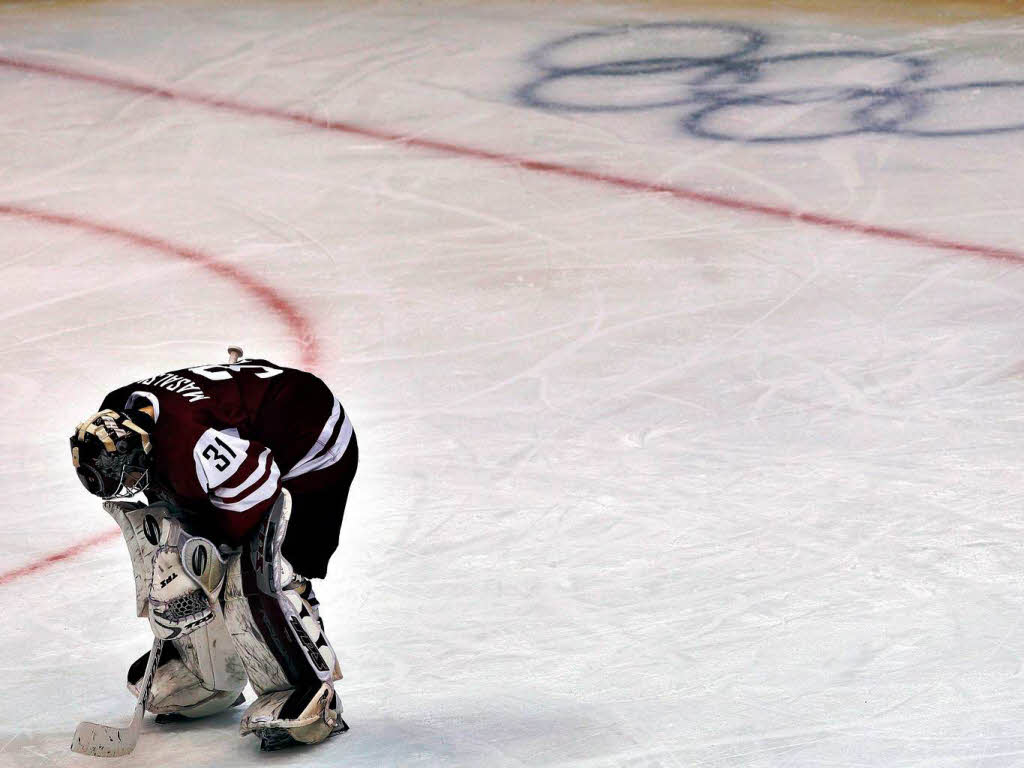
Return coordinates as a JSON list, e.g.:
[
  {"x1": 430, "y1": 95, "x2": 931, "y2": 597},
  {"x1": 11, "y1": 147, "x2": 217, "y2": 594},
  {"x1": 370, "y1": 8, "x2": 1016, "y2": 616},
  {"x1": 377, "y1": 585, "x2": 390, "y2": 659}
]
[{"x1": 1, "y1": 0, "x2": 1024, "y2": 765}]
